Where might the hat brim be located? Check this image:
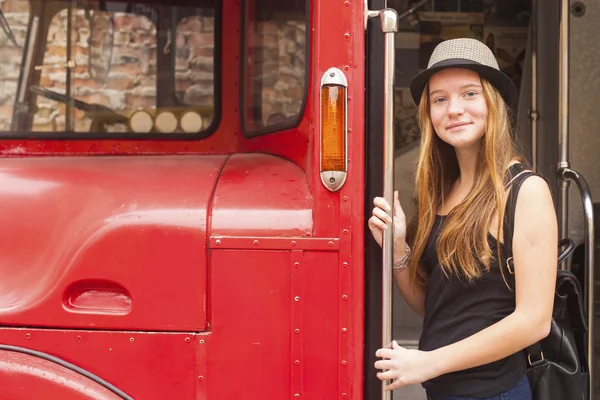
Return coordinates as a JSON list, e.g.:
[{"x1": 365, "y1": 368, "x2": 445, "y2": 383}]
[{"x1": 409, "y1": 58, "x2": 517, "y2": 107}]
